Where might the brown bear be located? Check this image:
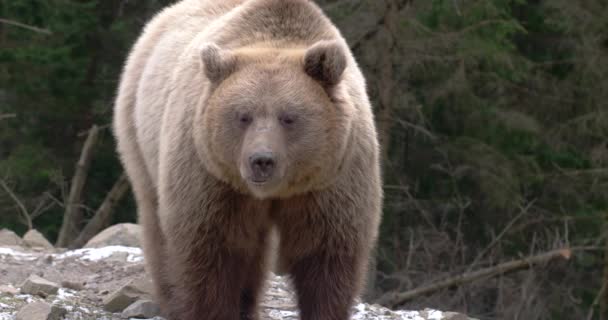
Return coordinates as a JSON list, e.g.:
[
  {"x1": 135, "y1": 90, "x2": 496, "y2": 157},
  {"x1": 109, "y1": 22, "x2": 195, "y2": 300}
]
[{"x1": 112, "y1": 0, "x2": 382, "y2": 319}]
